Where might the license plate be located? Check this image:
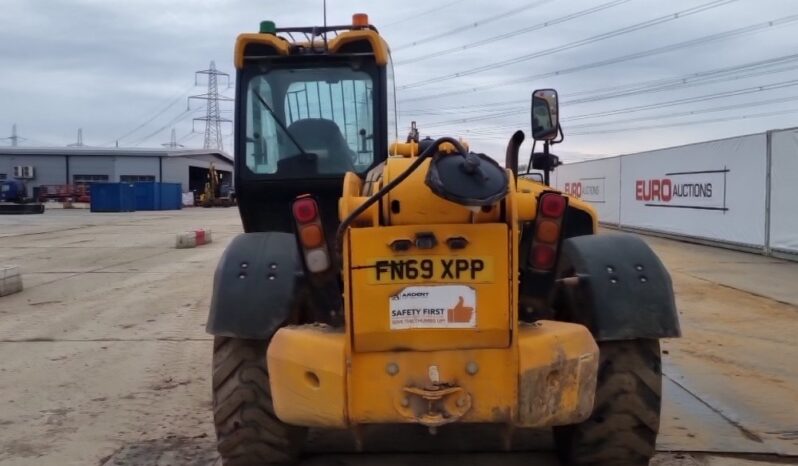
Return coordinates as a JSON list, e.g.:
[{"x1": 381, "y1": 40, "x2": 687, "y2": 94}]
[{"x1": 366, "y1": 256, "x2": 494, "y2": 284}]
